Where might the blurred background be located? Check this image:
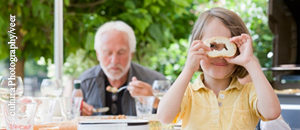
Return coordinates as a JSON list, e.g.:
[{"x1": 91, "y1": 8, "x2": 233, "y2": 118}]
[{"x1": 0, "y1": 0, "x2": 298, "y2": 96}]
